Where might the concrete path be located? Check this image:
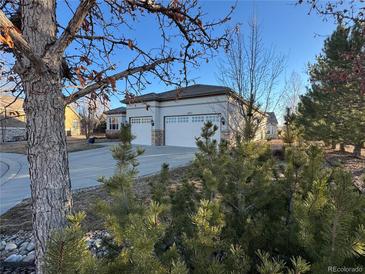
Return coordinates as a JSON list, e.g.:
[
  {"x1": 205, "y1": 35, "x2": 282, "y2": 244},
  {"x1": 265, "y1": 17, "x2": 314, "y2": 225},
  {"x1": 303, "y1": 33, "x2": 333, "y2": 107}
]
[{"x1": 0, "y1": 143, "x2": 196, "y2": 214}]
